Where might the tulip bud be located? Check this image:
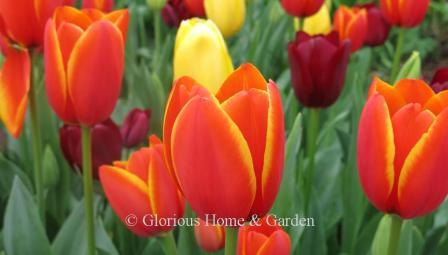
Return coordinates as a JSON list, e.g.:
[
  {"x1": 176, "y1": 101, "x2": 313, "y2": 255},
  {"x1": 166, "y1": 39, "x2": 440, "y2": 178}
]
[
  {"x1": 204, "y1": 0, "x2": 245, "y2": 38},
  {"x1": 380, "y1": 0, "x2": 430, "y2": 28},
  {"x1": 185, "y1": 0, "x2": 205, "y2": 16},
  {"x1": 288, "y1": 31, "x2": 351, "y2": 108},
  {"x1": 162, "y1": 0, "x2": 195, "y2": 27},
  {"x1": 303, "y1": 3, "x2": 331, "y2": 36},
  {"x1": 60, "y1": 119, "x2": 123, "y2": 179},
  {"x1": 194, "y1": 218, "x2": 225, "y2": 252},
  {"x1": 147, "y1": 0, "x2": 167, "y2": 11},
  {"x1": 100, "y1": 135, "x2": 185, "y2": 236},
  {"x1": 357, "y1": 3, "x2": 390, "y2": 47},
  {"x1": 280, "y1": 0, "x2": 324, "y2": 18},
  {"x1": 358, "y1": 77, "x2": 448, "y2": 219},
  {"x1": 121, "y1": 108, "x2": 151, "y2": 148},
  {"x1": 83, "y1": 0, "x2": 114, "y2": 12},
  {"x1": 431, "y1": 68, "x2": 448, "y2": 93},
  {"x1": 174, "y1": 18, "x2": 234, "y2": 94},
  {"x1": 334, "y1": 5, "x2": 367, "y2": 52},
  {"x1": 42, "y1": 146, "x2": 60, "y2": 188},
  {"x1": 237, "y1": 216, "x2": 291, "y2": 255}
]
